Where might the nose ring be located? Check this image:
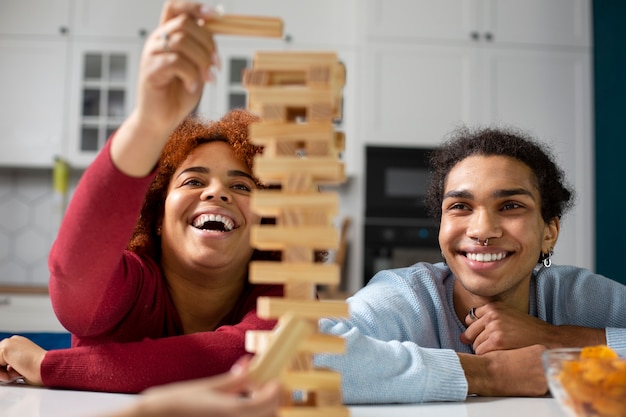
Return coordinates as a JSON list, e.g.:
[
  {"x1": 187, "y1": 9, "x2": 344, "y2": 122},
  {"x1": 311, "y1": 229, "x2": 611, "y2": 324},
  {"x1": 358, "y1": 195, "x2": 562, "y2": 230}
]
[{"x1": 476, "y1": 238, "x2": 489, "y2": 246}]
